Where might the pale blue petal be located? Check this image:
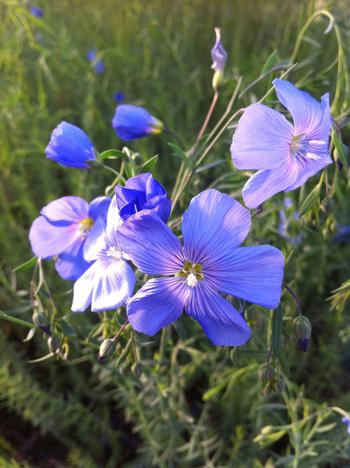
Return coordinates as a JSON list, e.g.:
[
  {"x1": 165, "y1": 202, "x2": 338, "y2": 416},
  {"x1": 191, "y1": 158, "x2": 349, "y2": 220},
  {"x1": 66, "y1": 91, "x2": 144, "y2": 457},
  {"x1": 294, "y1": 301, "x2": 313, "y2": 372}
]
[
  {"x1": 182, "y1": 189, "x2": 251, "y2": 264},
  {"x1": 41, "y1": 196, "x2": 88, "y2": 224},
  {"x1": 88, "y1": 196, "x2": 111, "y2": 222},
  {"x1": 205, "y1": 245, "x2": 284, "y2": 309},
  {"x1": 71, "y1": 262, "x2": 99, "y2": 312},
  {"x1": 117, "y1": 212, "x2": 184, "y2": 275},
  {"x1": 91, "y1": 260, "x2": 135, "y2": 312},
  {"x1": 231, "y1": 103, "x2": 293, "y2": 170},
  {"x1": 29, "y1": 216, "x2": 80, "y2": 259},
  {"x1": 127, "y1": 277, "x2": 189, "y2": 336},
  {"x1": 55, "y1": 236, "x2": 91, "y2": 281},
  {"x1": 242, "y1": 162, "x2": 299, "y2": 209},
  {"x1": 83, "y1": 216, "x2": 108, "y2": 262},
  {"x1": 185, "y1": 282, "x2": 251, "y2": 346}
]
